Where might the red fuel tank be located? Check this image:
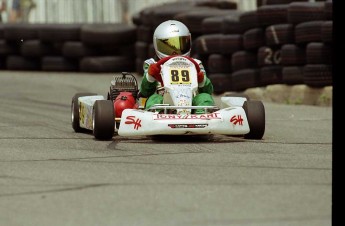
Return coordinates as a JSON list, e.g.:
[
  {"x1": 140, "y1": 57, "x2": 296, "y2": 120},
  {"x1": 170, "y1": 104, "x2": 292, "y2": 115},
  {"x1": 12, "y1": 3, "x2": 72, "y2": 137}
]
[{"x1": 113, "y1": 92, "x2": 136, "y2": 117}]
